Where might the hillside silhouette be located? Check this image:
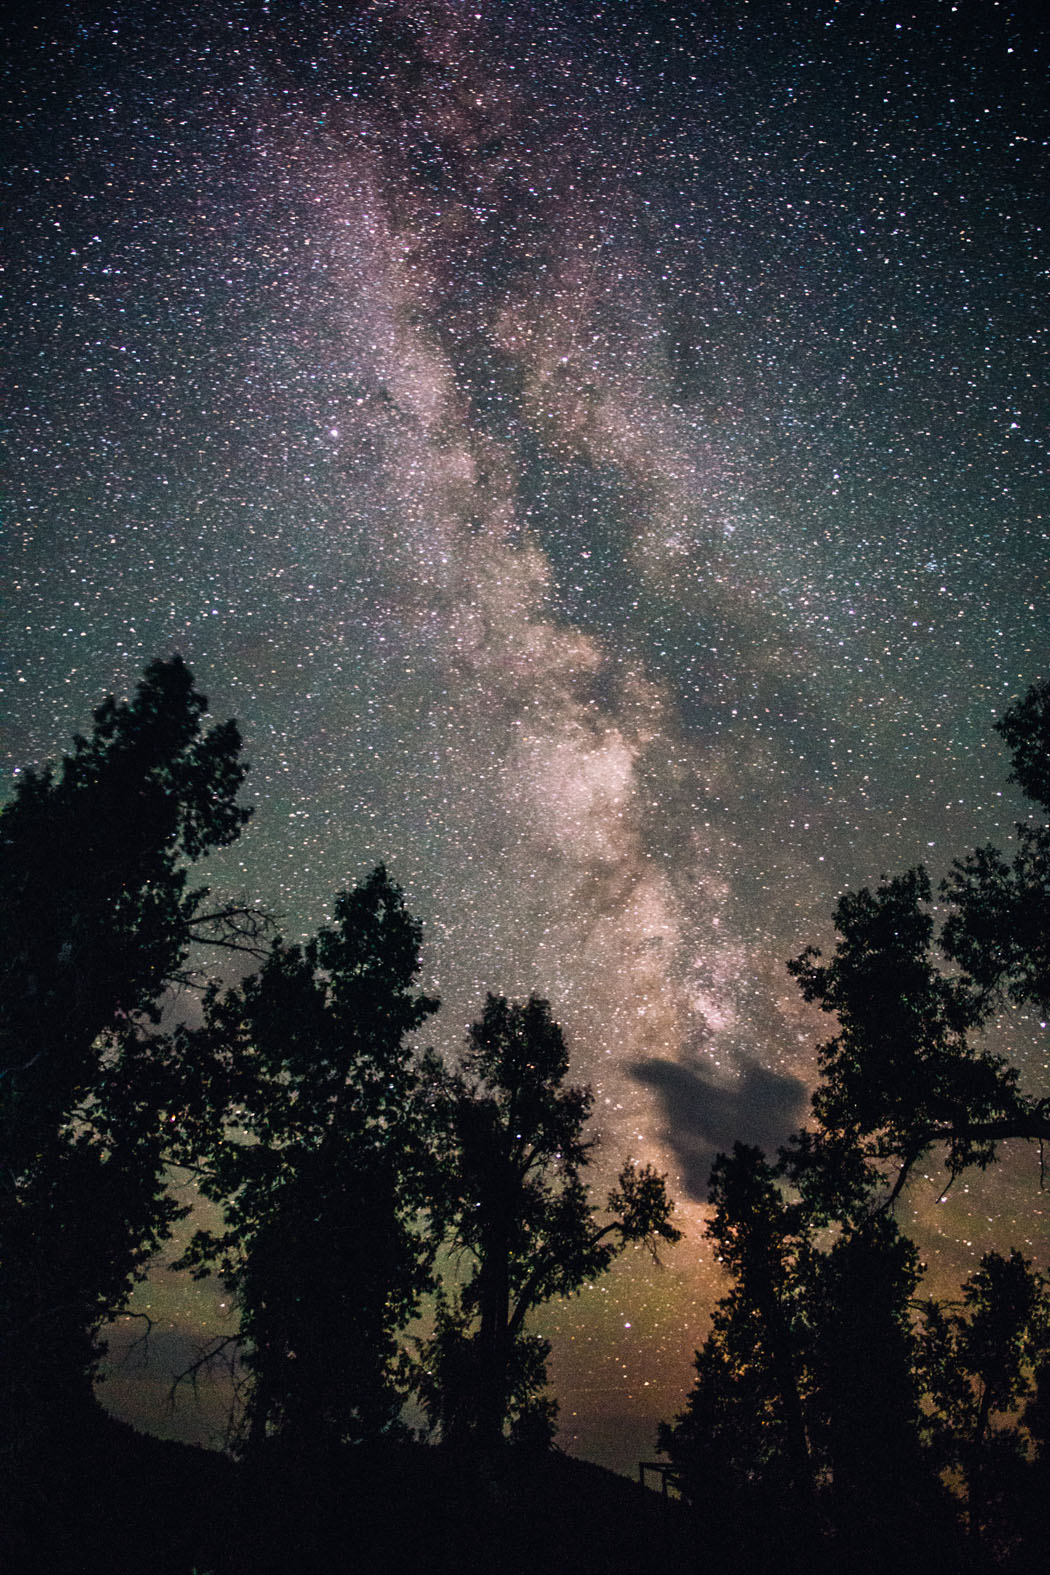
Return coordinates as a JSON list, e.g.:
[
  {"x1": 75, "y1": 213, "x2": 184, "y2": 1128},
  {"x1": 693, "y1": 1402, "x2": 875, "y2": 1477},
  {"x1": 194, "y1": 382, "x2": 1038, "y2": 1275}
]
[{"x1": 6, "y1": 1402, "x2": 697, "y2": 1575}]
